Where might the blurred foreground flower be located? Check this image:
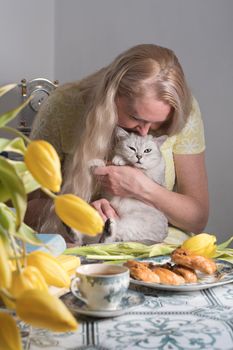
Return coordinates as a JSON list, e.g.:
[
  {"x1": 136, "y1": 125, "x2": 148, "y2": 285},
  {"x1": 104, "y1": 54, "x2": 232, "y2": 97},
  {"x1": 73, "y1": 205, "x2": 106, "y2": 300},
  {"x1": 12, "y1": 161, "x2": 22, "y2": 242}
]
[
  {"x1": 55, "y1": 194, "x2": 104, "y2": 235},
  {"x1": 0, "y1": 84, "x2": 84, "y2": 346},
  {"x1": 0, "y1": 312, "x2": 22, "y2": 350},
  {"x1": 57, "y1": 254, "x2": 81, "y2": 276},
  {"x1": 24, "y1": 140, "x2": 62, "y2": 192},
  {"x1": 27, "y1": 251, "x2": 70, "y2": 288},
  {"x1": 16, "y1": 289, "x2": 78, "y2": 332},
  {"x1": 181, "y1": 233, "x2": 217, "y2": 257},
  {"x1": 10, "y1": 266, "x2": 48, "y2": 297}
]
